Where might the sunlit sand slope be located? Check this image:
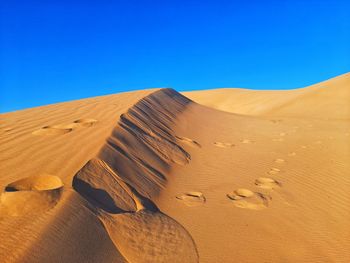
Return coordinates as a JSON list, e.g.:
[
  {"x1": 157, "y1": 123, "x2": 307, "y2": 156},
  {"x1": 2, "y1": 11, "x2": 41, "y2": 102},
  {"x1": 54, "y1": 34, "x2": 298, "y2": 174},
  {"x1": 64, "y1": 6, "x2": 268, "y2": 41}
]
[
  {"x1": 184, "y1": 72, "x2": 350, "y2": 119},
  {"x1": 0, "y1": 73, "x2": 349, "y2": 262}
]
